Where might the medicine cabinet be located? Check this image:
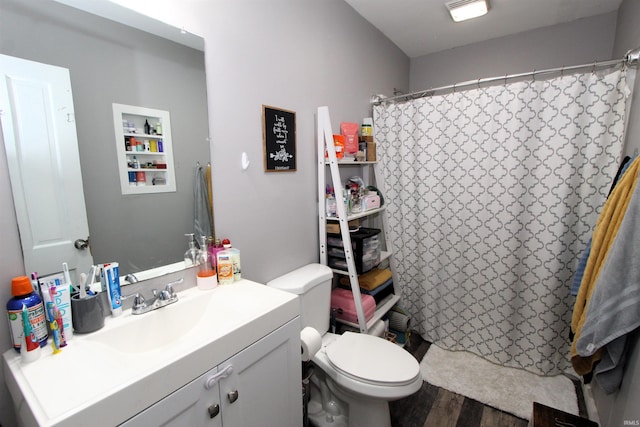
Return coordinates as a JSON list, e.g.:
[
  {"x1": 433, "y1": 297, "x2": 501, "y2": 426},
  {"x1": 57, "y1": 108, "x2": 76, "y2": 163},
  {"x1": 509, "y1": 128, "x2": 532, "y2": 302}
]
[{"x1": 112, "y1": 103, "x2": 177, "y2": 195}]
